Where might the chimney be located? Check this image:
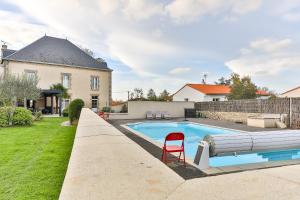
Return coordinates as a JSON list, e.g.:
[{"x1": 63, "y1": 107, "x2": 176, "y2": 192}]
[
  {"x1": 1, "y1": 44, "x2": 7, "y2": 60},
  {"x1": 1, "y1": 44, "x2": 7, "y2": 50}
]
